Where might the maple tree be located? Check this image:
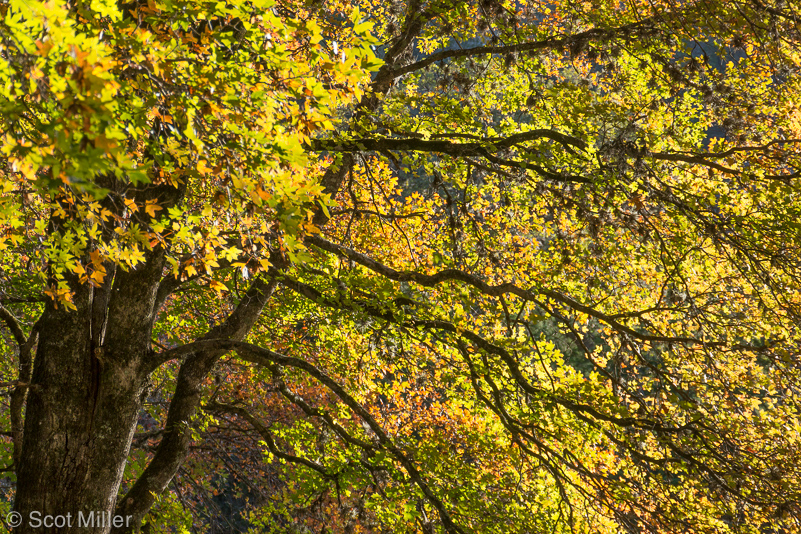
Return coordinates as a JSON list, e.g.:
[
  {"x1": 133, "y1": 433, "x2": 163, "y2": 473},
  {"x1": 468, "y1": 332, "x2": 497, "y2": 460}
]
[{"x1": 1, "y1": 0, "x2": 801, "y2": 532}]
